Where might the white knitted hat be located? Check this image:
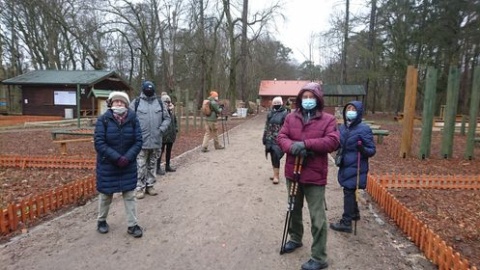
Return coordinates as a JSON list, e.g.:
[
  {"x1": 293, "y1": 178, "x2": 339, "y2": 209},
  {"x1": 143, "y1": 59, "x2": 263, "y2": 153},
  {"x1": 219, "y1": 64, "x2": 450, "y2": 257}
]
[
  {"x1": 108, "y1": 91, "x2": 130, "y2": 106},
  {"x1": 272, "y1": 96, "x2": 283, "y2": 105},
  {"x1": 161, "y1": 94, "x2": 171, "y2": 102}
]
